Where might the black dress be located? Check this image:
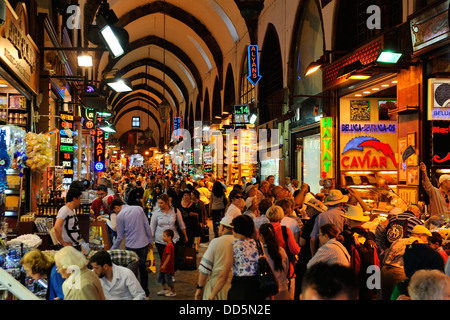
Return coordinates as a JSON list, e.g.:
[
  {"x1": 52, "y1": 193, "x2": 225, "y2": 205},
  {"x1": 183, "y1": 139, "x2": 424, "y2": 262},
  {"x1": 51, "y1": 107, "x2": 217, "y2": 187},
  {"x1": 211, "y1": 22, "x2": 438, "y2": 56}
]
[{"x1": 178, "y1": 201, "x2": 200, "y2": 247}]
